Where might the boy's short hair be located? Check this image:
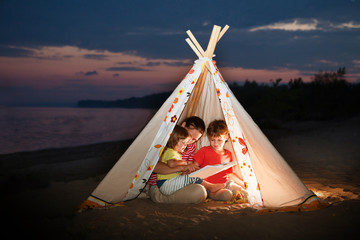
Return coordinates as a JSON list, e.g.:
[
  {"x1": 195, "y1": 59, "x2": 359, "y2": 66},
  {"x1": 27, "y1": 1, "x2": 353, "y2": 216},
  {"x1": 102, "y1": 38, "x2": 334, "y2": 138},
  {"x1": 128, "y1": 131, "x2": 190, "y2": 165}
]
[
  {"x1": 206, "y1": 120, "x2": 229, "y2": 139},
  {"x1": 166, "y1": 125, "x2": 189, "y2": 149}
]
